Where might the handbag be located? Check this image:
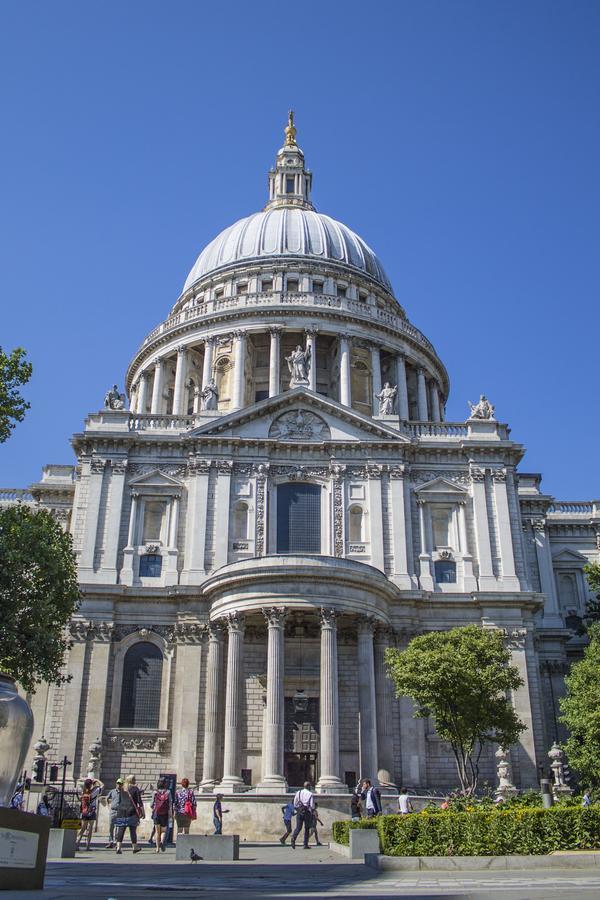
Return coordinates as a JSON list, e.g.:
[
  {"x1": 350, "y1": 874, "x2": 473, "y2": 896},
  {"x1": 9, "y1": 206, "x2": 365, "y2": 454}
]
[{"x1": 183, "y1": 791, "x2": 197, "y2": 820}]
